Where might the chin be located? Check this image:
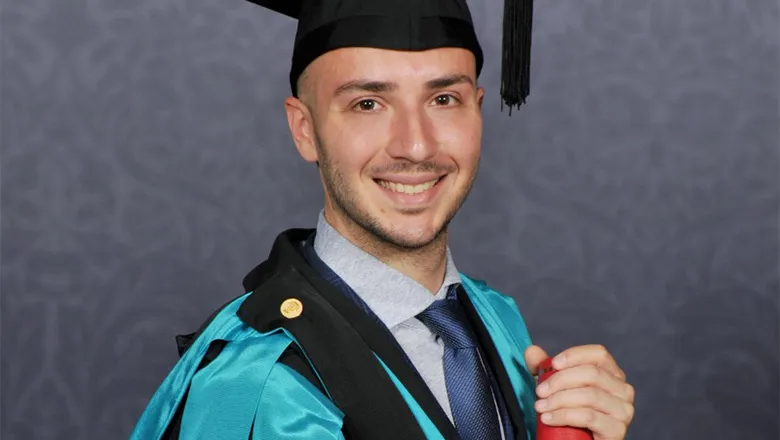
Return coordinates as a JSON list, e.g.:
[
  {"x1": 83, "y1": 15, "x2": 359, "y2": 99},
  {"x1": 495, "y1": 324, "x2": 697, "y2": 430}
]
[
  {"x1": 368, "y1": 215, "x2": 448, "y2": 250},
  {"x1": 384, "y1": 231, "x2": 440, "y2": 249}
]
